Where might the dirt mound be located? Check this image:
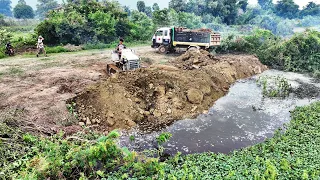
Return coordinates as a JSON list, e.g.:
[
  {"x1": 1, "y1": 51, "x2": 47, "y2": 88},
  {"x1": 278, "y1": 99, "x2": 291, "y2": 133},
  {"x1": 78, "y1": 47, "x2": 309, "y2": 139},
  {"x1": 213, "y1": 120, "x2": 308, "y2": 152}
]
[
  {"x1": 72, "y1": 53, "x2": 268, "y2": 132},
  {"x1": 173, "y1": 49, "x2": 218, "y2": 70}
]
